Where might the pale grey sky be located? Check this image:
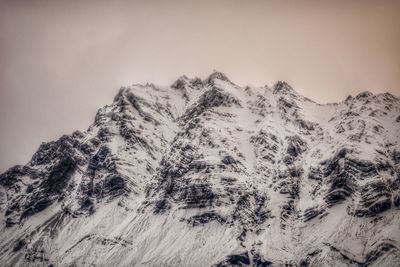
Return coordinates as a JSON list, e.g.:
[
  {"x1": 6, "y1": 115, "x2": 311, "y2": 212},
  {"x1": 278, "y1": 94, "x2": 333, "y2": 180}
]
[{"x1": 1, "y1": 0, "x2": 399, "y2": 172}]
